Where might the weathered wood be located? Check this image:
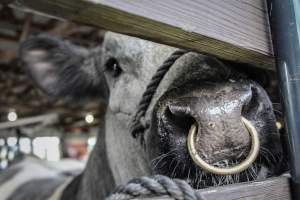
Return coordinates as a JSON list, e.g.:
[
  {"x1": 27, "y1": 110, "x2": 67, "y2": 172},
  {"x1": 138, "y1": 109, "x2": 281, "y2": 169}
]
[
  {"x1": 134, "y1": 176, "x2": 291, "y2": 200},
  {"x1": 10, "y1": 0, "x2": 275, "y2": 70},
  {"x1": 199, "y1": 176, "x2": 291, "y2": 200}
]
